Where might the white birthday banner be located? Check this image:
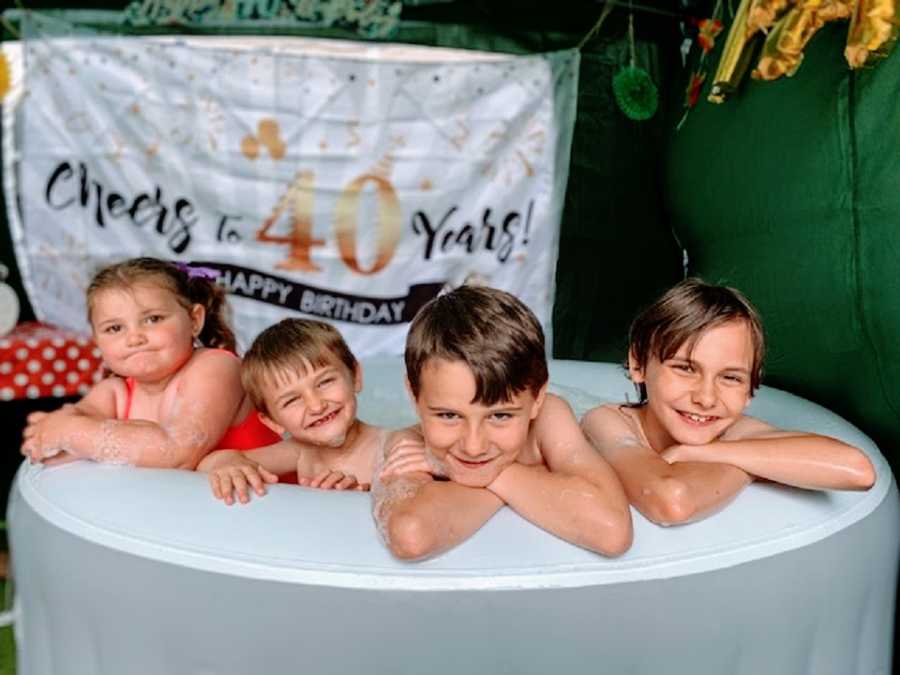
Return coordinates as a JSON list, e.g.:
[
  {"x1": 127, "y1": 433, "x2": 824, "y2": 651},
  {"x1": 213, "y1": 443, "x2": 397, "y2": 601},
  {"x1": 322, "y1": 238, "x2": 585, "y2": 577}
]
[{"x1": 4, "y1": 13, "x2": 579, "y2": 356}]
